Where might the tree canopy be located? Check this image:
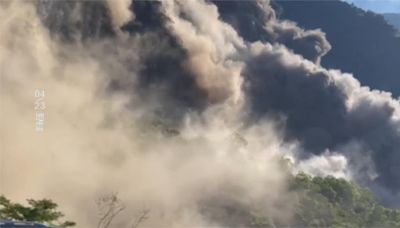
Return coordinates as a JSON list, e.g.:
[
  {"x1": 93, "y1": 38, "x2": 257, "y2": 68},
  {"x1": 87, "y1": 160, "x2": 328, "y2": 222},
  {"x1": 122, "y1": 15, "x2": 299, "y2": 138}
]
[
  {"x1": 0, "y1": 196, "x2": 75, "y2": 227},
  {"x1": 2, "y1": 174, "x2": 399, "y2": 227},
  {"x1": 252, "y1": 173, "x2": 400, "y2": 227}
]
